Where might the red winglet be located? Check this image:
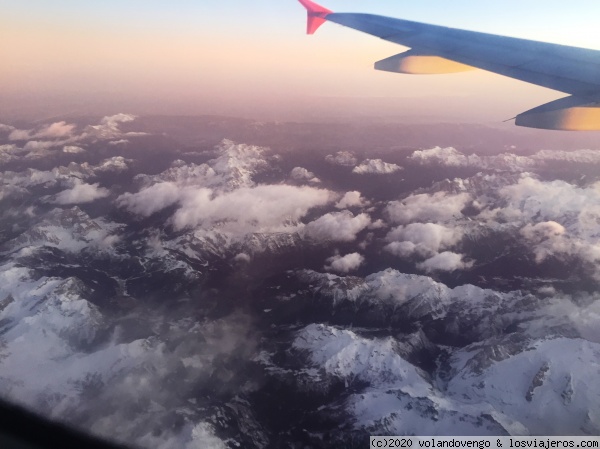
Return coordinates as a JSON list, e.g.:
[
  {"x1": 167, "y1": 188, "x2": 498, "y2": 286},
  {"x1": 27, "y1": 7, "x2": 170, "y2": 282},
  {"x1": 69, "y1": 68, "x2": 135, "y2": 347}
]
[{"x1": 298, "y1": 0, "x2": 332, "y2": 34}]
